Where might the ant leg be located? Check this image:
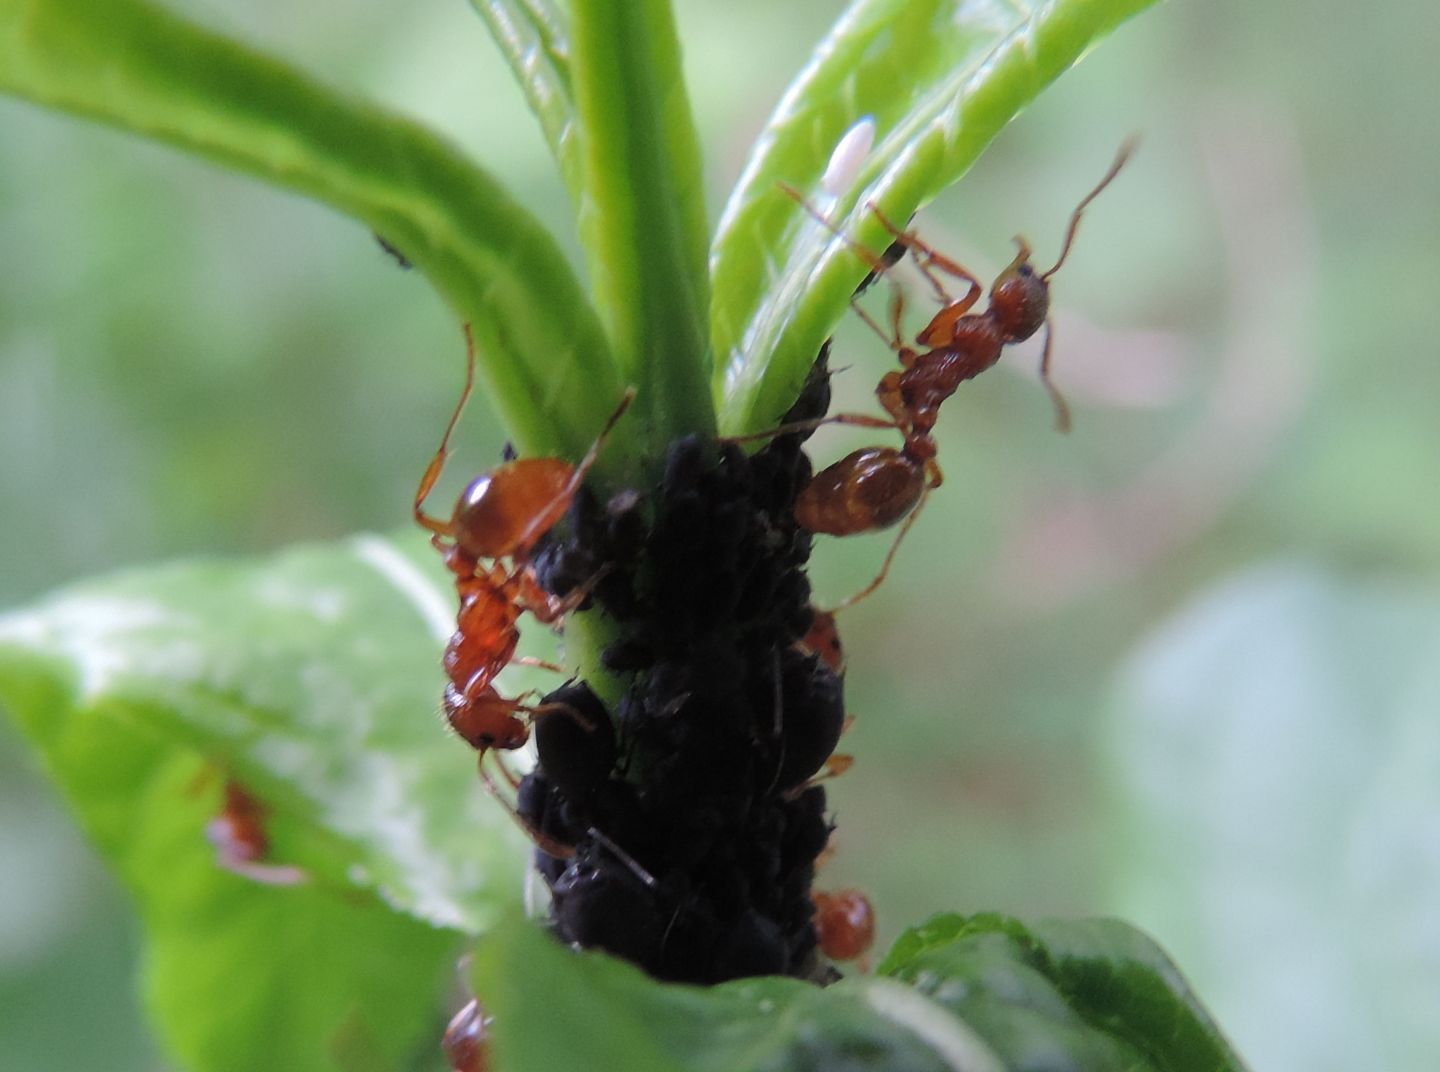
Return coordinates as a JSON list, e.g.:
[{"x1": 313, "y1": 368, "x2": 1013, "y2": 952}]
[
  {"x1": 826, "y1": 489, "x2": 930, "y2": 612},
  {"x1": 511, "y1": 386, "x2": 638, "y2": 556},
  {"x1": 478, "y1": 755, "x2": 577, "y2": 859},
  {"x1": 513, "y1": 655, "x2": 569, "y2": 675},
  {"x1": 719, "y1": 411, "x2": 900, "y2": 447},
  {"x1": 524, "y1": 698, "x2": 596, "y2": 734},
  {"x1": 849, "y1": 294, "x2": 909, "y2": 360},
  {"x1": 924, "y1": 458, "x2": 945, "y2": 490},
  {"x1": 778, "y1": 183, "x2": 899, "y2": 279},
  {"x1": 487, "y1": 748, "x2": 524, "y2": 791},
  {"x1": 414, "y1": 325, "x2": 478, "y2": 537},
  {"x1": 1037, "y1": 319, "x2": 1073, "y2": 434},
  {"x1": 519, "y1": 562, "x2": 615, "y2": 627},
  {"x1": 875, "y1": 371, "x2": 912, "y2": 431},
  {"x1": 885, "y1": 288, "x2": 925, "y2": 371},
  {"x1": 866, "y1": 203, "x2": 983, "y2": 313},
  {"x1": 782, "y1": 754, "x2": 855, "y2": 801}
]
